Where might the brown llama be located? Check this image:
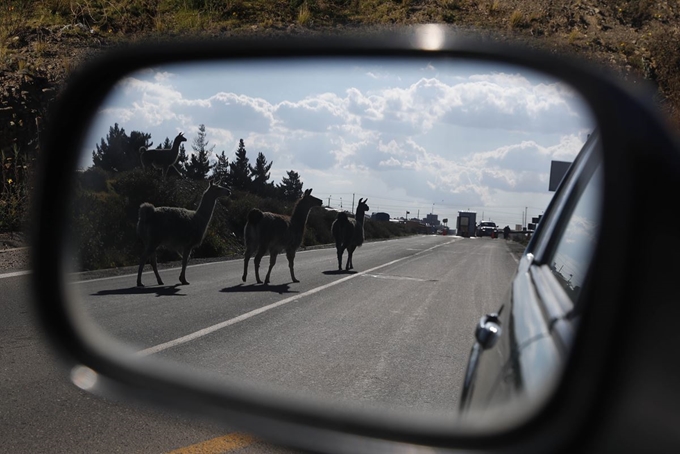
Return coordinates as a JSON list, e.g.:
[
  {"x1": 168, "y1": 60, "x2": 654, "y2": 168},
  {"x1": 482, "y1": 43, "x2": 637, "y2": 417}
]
[
  {"x1": 139, "y1": 132, "x2": 186, "y2": 177},
  {"x1": 242, "y1": 188, "x2": 323, "y2": 284},
  {"x1": 136, "y1": 180, "x2": 231, "y2": 287},
  {"x1": 331, "y1": 198, "x2": 369, "y2": 271}
]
